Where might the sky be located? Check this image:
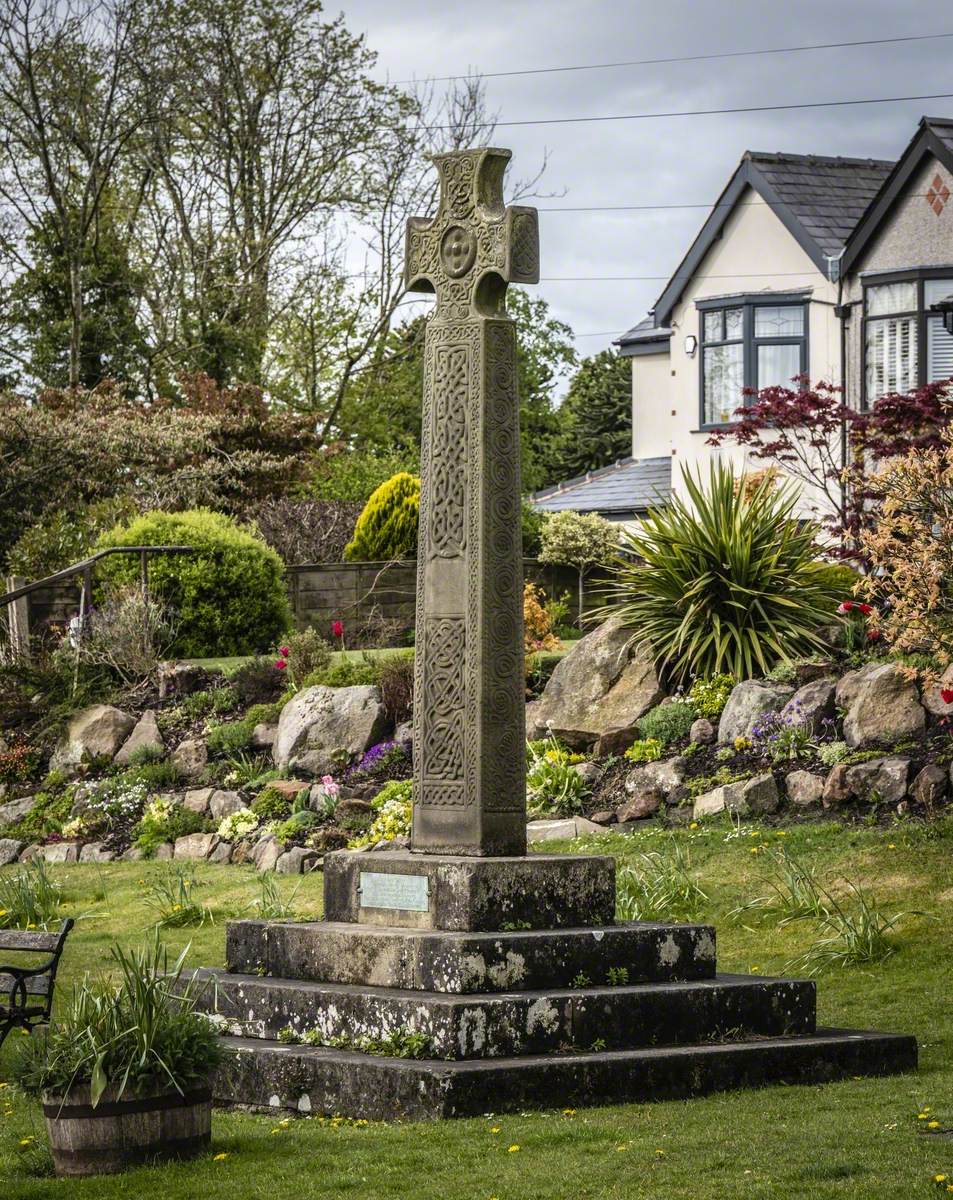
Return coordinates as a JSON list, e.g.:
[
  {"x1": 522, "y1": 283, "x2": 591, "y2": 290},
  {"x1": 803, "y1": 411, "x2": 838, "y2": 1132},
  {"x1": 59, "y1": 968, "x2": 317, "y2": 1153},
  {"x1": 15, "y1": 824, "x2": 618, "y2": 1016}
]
[{"x1": 335, "y1": 0, "x2": 953, "y2": 370}]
